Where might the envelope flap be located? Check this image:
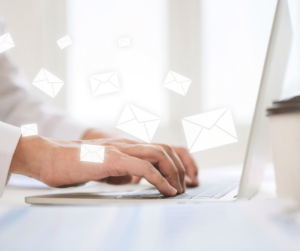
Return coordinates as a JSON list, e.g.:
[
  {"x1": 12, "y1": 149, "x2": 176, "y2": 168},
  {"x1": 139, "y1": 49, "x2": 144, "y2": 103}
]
[
  {"x1": 0, "y1": 33, "x2": 7, "y2": 43},
  {"x1": 163, "y1": 71, "x2": 175, "y2": 84},
  {"x1": 33, "y1": 69, "x2": 47, "y2": 82},
  {"x1": 181, "y1": 81, "x2": 192, "y2": 94},
  {"x1": 91, "y1": 72, "x2": 115, "y2": 83},
  {"x1": 145, "y1": 120, "x2": 161, "y2": 141},
  {"x1": 82, "y1": 144, "x2": 104, "y2": 153},
  {"x1": 215, "y1": 109, "x2": 237, "y2": 138},
  {"x1": 184, "y1": 108, "x2": 228, "y2": 129},
  {"x1": 130, "y1": 105, "x2": 159, "y2": 123},
  {"x1": 117, "y1": 105, "x2": 136, "y2": 125},
  {"x1": 22, "y1": 123, "x2": 36, "y2": 130},
  {"x1": 182, "y1": 120, "x2": 202, "y2": 150},
  {"x1": 1, "y1": 33, "x2": 13, "y2": 44},
  {"x1": 43, "y1": 69, "x2": 63, "y2": 83},
  {"x1": 171, "y1": 71, "x2": 190, "y2": 83},
  {"x1": 119, "y1": 37, "x2": 129, "y2": 42},
  {"x1": 90, "y1": 77, "x2": 100, "y2": 93},
  {"x1": 63, "y1": 36, "x2": 70, "y2": 42}
]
